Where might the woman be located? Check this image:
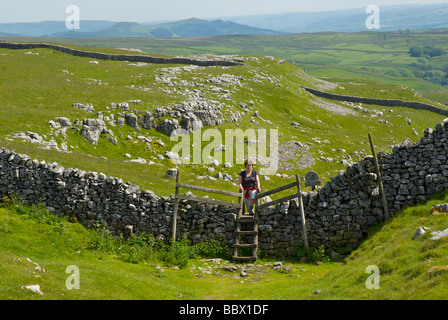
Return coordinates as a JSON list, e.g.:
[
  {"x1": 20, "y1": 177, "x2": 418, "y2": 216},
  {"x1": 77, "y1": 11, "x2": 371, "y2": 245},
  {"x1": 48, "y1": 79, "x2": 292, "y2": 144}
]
[{"x1": 238, "y1": 159, "x2": 261, "y2": 215}]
